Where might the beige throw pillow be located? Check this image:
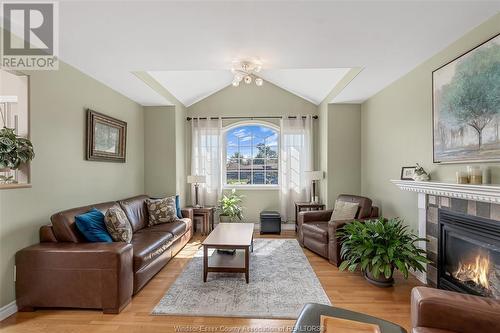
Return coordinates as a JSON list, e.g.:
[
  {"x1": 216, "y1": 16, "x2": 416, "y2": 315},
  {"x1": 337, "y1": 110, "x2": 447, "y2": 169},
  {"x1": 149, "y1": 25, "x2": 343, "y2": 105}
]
[
  {"x1": 104, "y1": 207, "x2": 133, "y2": 243},
  {"x1": 146, "y1": 196, "x2": 178, "y2": 226},
  {"x1": 330, "y1": 200, "x2": 359, "y2": 221}
]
